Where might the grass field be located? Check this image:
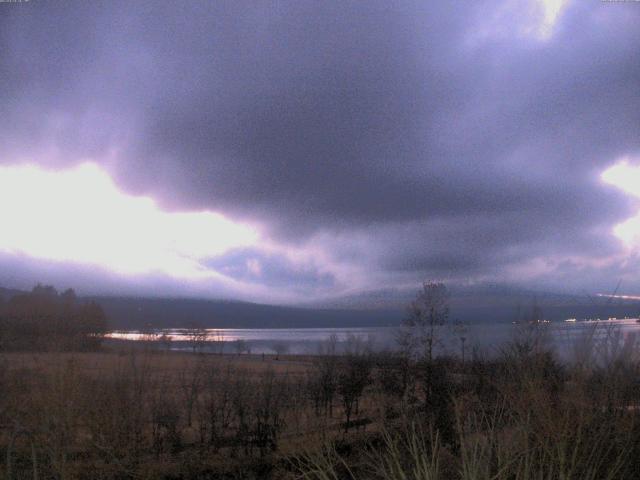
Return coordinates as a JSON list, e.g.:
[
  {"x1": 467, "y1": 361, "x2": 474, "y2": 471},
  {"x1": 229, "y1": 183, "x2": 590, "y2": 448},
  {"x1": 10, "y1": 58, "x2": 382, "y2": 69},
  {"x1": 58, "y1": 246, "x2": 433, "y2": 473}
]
[{"x1": 2, "y1": 330, "x2": 640, "y2": 479}]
